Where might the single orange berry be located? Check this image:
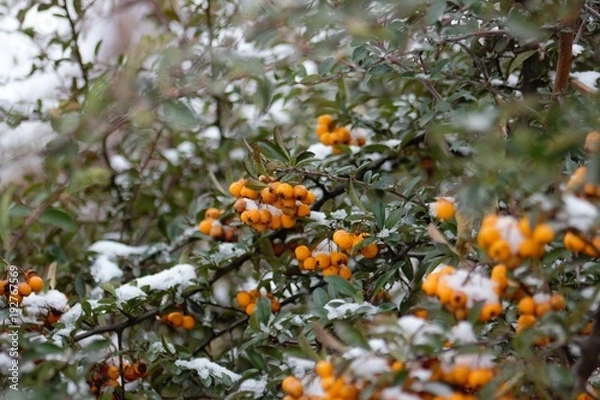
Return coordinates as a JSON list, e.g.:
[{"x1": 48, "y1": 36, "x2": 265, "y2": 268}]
[
  {"x1": 245, "y1": 303, "x2": 257, "y2": 315},
  {"x1": 338, "y1": 266, "x2": 352, "y2": 280},
  {"x1": 198, "y1": 219, "x2": 214, "y2": 235},
  {"x1": 236, "y1": 291, "x2": 252, "y2": 308},
  {"x1": 359, "y1": 243, "x2": 379, "y2": 259},
  {"x1": 433, "y1": 198, "x2": 455, "y2": 221},
  {"x1": 295, "y1": 245, "x2": 312, "y2": 261},
  {"x1": 123, "y1": 364, "x2": 137, "y2": 382},
  {"x1": 532, "y1": 223, "x2": 554, "y2": 244},
  {"x1": 281, "y1": 214, "x2": 296, "y2": 229},
  {"x1": 315, "y1": 360, "x2": 334, "y2": 378},
  {"x1": 167, "y1": 312, "x2": 184, "y2": 328},
  {"x1": 281, "y1": 375, "x2": 303, "y2": 397},
  {"x1": 302, "y1": 257, "x2": 317, "y2": 270},
  {"x1": 106, "y1": 365, "x2": 120, "y2": 380},
  {"x1": 296, "y1": 203, "x2": 311, "y2": 217},
  {"x1": 228, "y1": 180, "x2": 246, "y2": 197},
  {"x1": 518, "y1": 296, "x2": 536, "y2": 315},
  {"x1": 315, "y1": 254, "x2": 331, "y2": 269},
  {"x1": 205, "y1": 207, "x2": 221, "y2": 219},
  {"x1": 479, "y1": 302, "x2": 502, "y2": 321},
  {"x1": 18, "y1": 282, "x2": 32, "y2": 297},
  {"x1": 275, "y1": 183, "x2": 294, "y2": 199},
  {"x1": 550, "y1": 293, "x2": 566, "y2": 311},
  {"x1": 181, "y1": 315, "x2": 195, "y2": 330}
]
